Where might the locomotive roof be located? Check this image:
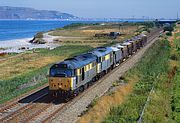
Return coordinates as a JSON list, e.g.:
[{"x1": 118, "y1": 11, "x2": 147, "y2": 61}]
[
  {"x1": 128, "y1": 39, "x2": 137, "y2": 43},
  {"x1": 110, "y1": 46, "x2": 120, "y2": 52},
  {"x1": 89, "y1": 47, "x2": 113, "y2": 57},
  {"x1": 138, "y1": 34, "x2": 146, "y2": 38},
  {"x1": 122, "y1": 42, "x2": 131, "y2": 45},
  {"x1": 53, "y1": 53, "x2": 97, "y2": 69},
  {"x1": 131, "y1": 36, "x2": 139, "y2": 40},
  {"x1": 115, "y1": 44, "x2": 126, "y2": 48}
]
